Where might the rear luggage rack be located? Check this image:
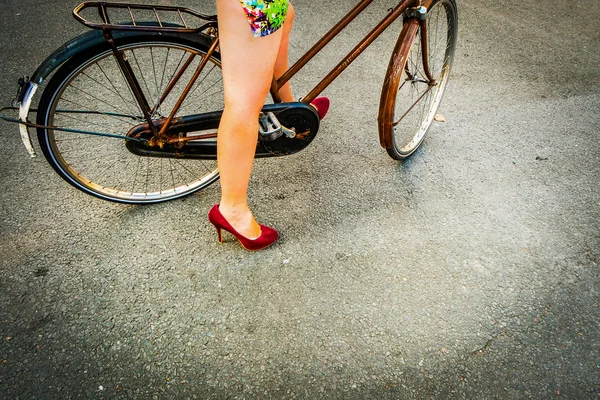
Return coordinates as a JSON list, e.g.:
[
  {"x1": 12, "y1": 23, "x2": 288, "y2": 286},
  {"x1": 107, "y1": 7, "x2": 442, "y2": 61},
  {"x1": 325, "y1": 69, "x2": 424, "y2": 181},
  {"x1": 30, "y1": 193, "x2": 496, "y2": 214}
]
[{"x1": 73, "y1": 2, "x2": 218, "y2": 33}]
